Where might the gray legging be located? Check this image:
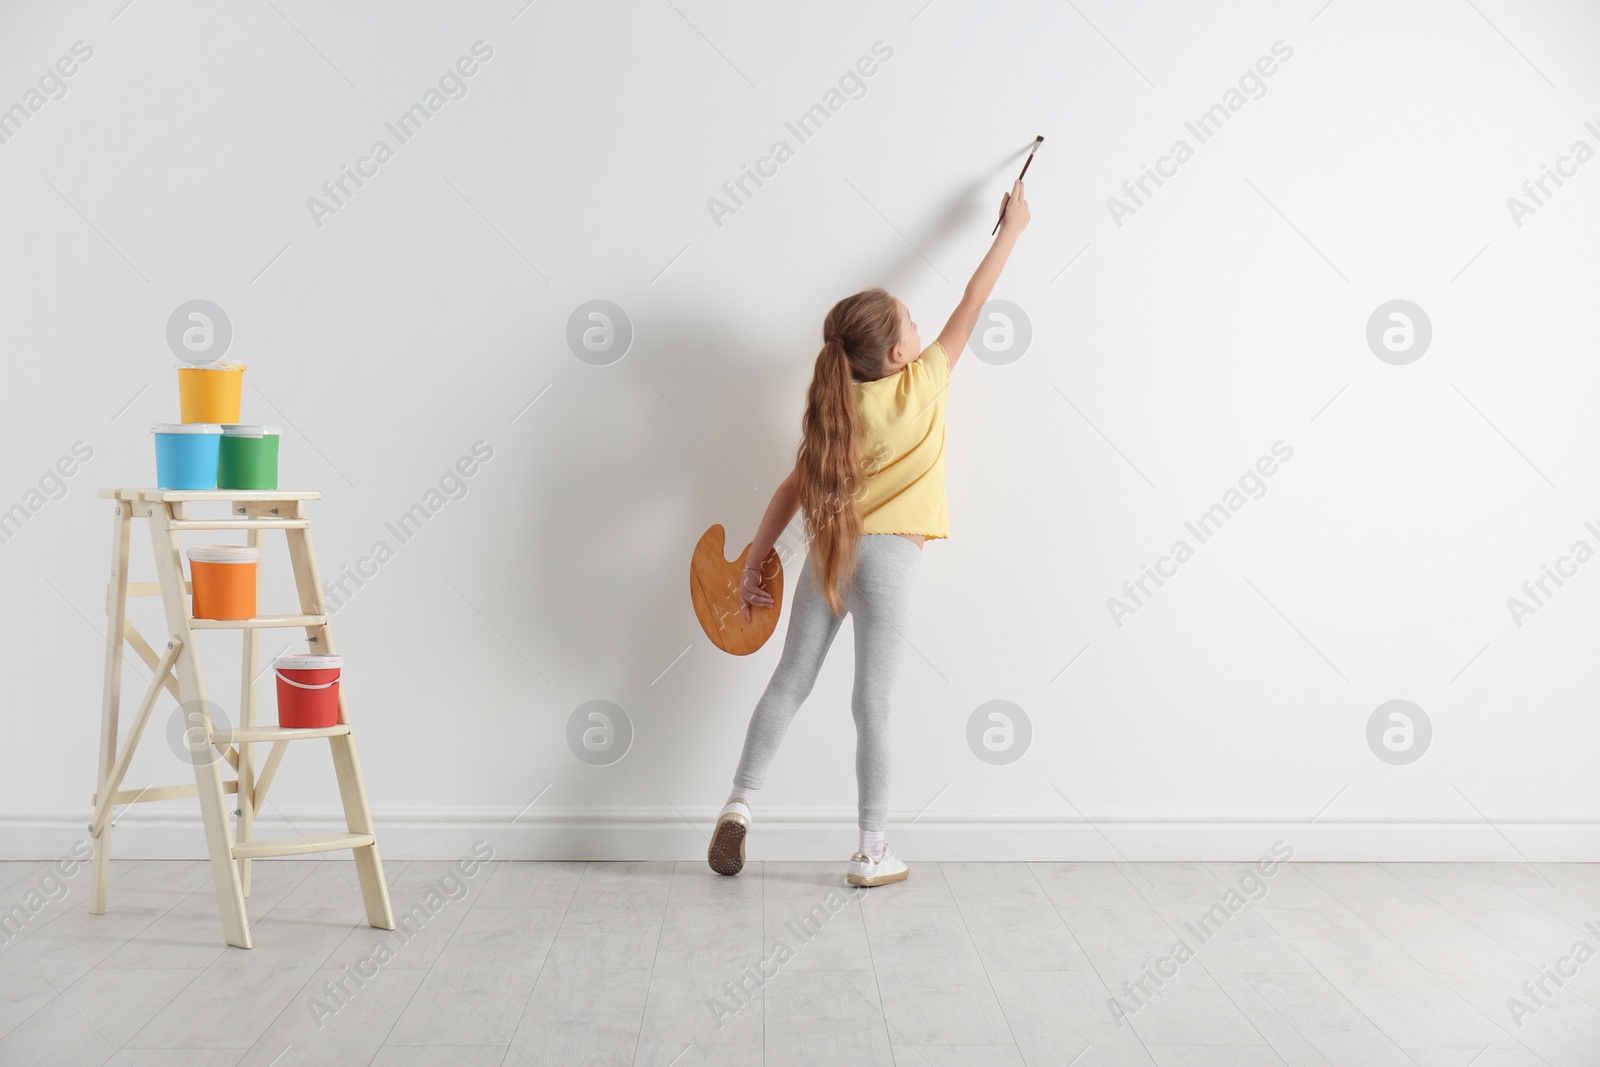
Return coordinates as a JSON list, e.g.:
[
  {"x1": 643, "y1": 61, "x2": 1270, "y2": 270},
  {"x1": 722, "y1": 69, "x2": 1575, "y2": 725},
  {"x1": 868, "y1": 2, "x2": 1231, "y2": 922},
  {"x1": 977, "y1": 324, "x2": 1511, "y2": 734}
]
[{"x1": 732, "y1": 532, "x2": 922, "y2": 832}]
